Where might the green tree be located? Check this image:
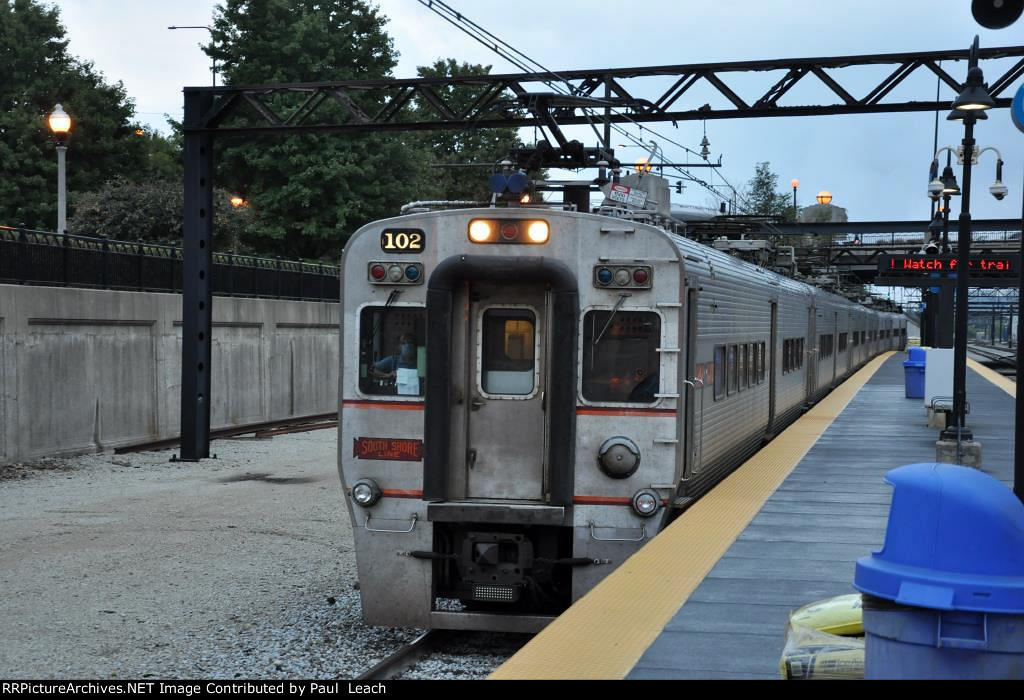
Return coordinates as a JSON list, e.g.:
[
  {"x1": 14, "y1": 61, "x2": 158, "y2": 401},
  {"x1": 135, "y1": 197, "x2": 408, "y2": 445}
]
[
  {"x1": 413, "y1": 59, "x2": 522, "y2": 202},
  {"x1": 0, "y1": 0, "x2": 160, "y2": 230},
  {"x1": 70, "y1": 177, "x2": 252, "y2": 250},
  {"x1": 206, "y1": 0, "x2": 434, "y2": 258},
  {"x1": 743, "y1": 162, "x2": 796, "y2": 221}
]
